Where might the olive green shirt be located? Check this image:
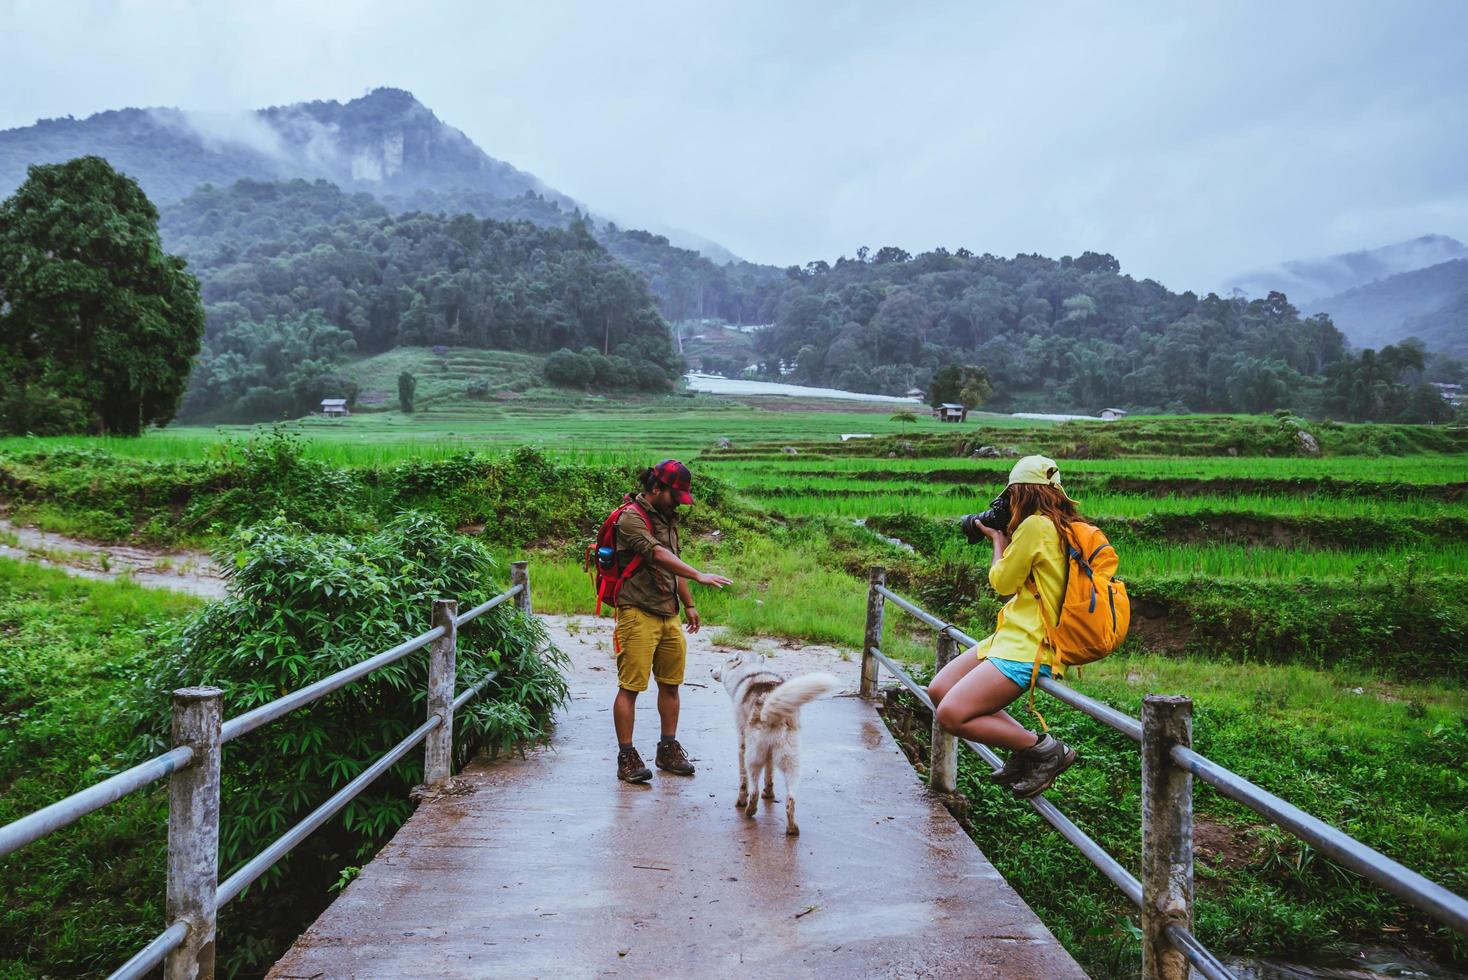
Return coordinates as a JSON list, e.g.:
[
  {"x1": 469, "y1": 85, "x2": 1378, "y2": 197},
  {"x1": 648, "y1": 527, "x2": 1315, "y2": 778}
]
[{"x1": 615, "y1": 493, "x2": 682, "y2": 617}]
